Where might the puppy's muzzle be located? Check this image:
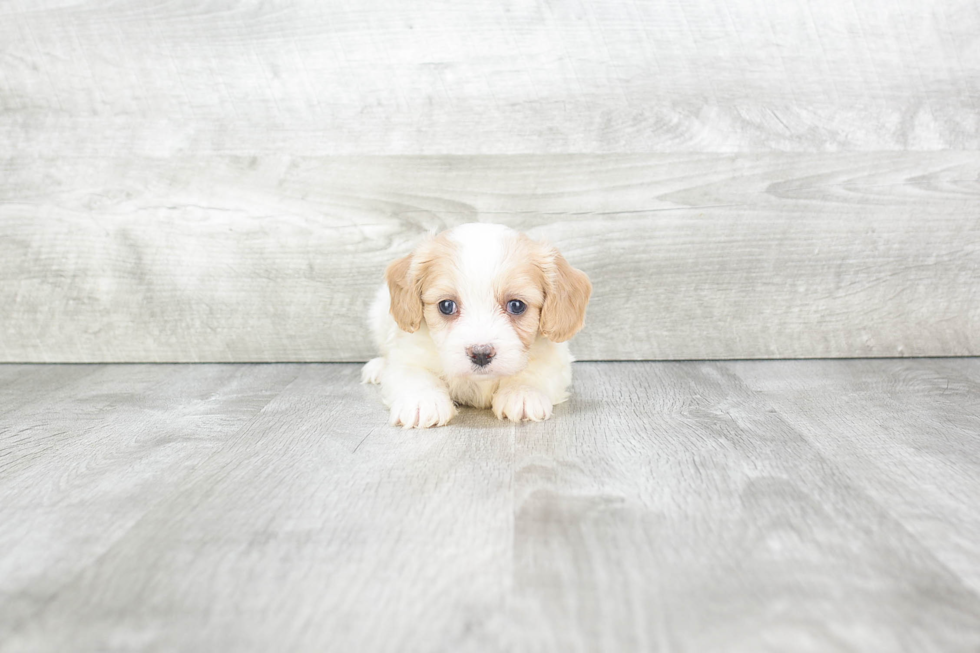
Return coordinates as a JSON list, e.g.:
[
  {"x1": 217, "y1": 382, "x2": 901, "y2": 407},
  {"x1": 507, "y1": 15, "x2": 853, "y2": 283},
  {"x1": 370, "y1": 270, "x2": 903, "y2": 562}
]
[{"x1": 466, "y1": 344, "x2": 496, "y2": 367}]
